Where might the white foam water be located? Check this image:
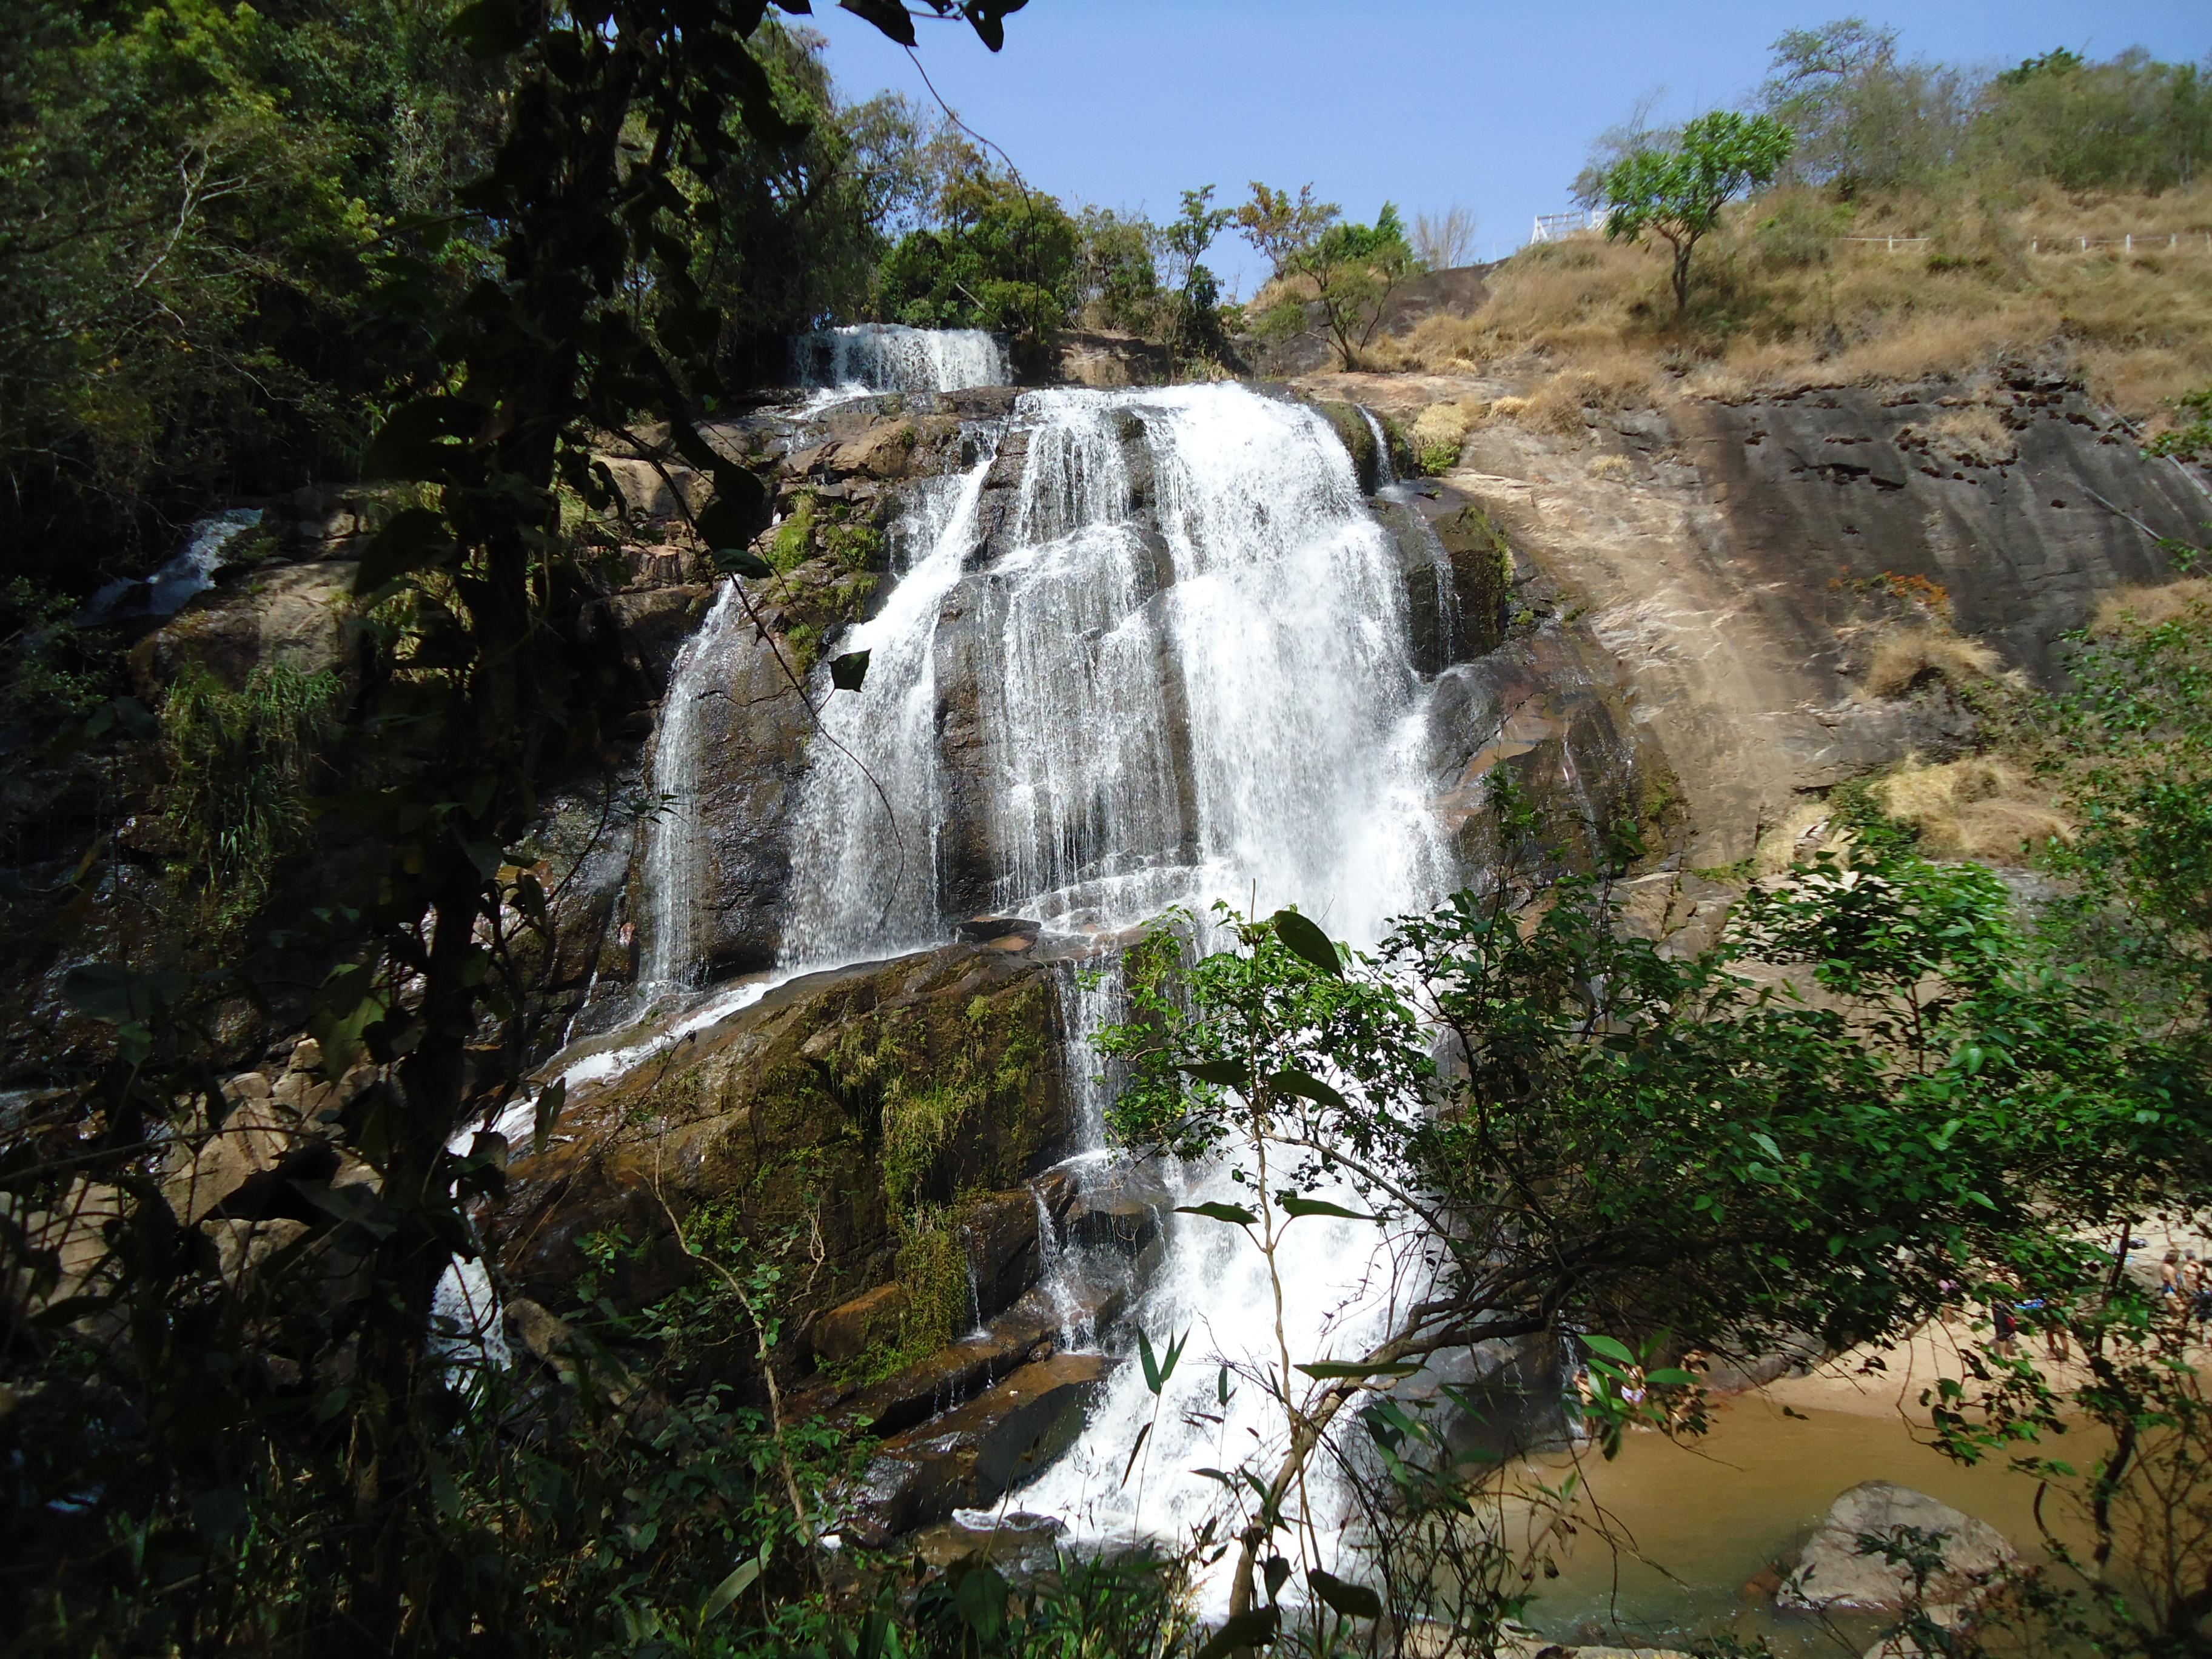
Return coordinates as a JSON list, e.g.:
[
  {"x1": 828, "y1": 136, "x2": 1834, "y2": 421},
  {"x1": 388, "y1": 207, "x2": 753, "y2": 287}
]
[
  {"x1": 79, "y1": 507, "x2": 264, "y2": 625},
  {"x1": 791, "y1": 323, "x2": 1008, "y2": 400}
]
